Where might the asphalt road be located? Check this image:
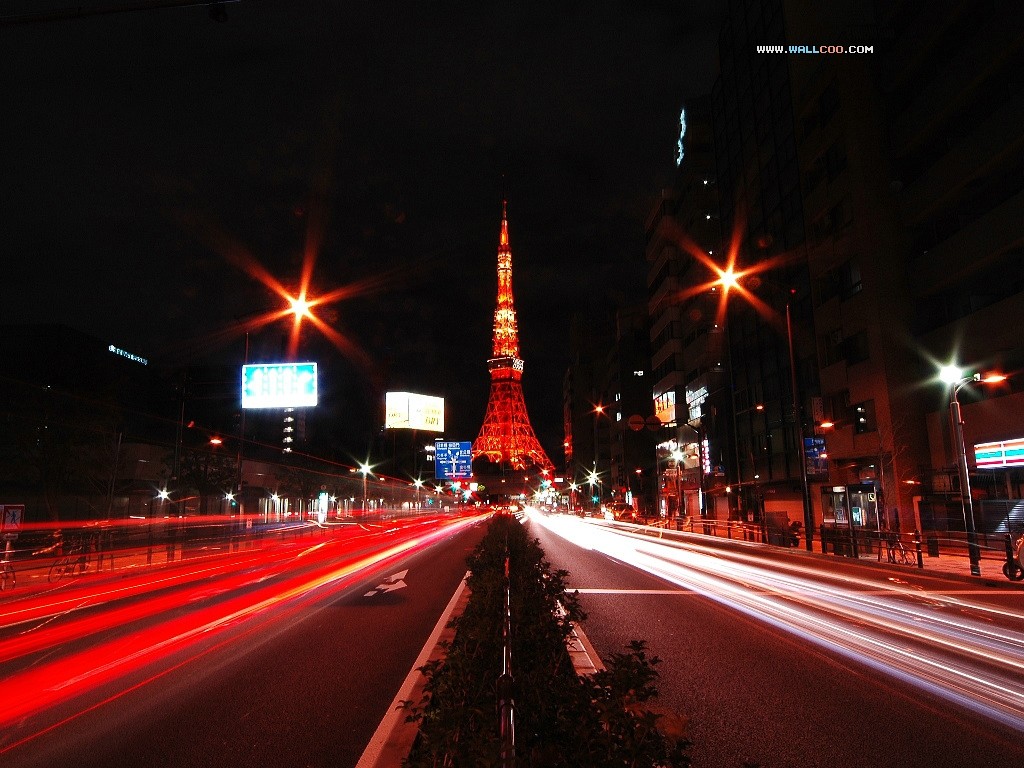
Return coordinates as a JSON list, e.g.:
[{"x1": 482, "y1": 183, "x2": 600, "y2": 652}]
[
  {"x1": 526, "y1": 512, "x2": 1024, "y2": 768},
  {"x1": 0, "y1": 517, "x2": 488, "y2": 768}
]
